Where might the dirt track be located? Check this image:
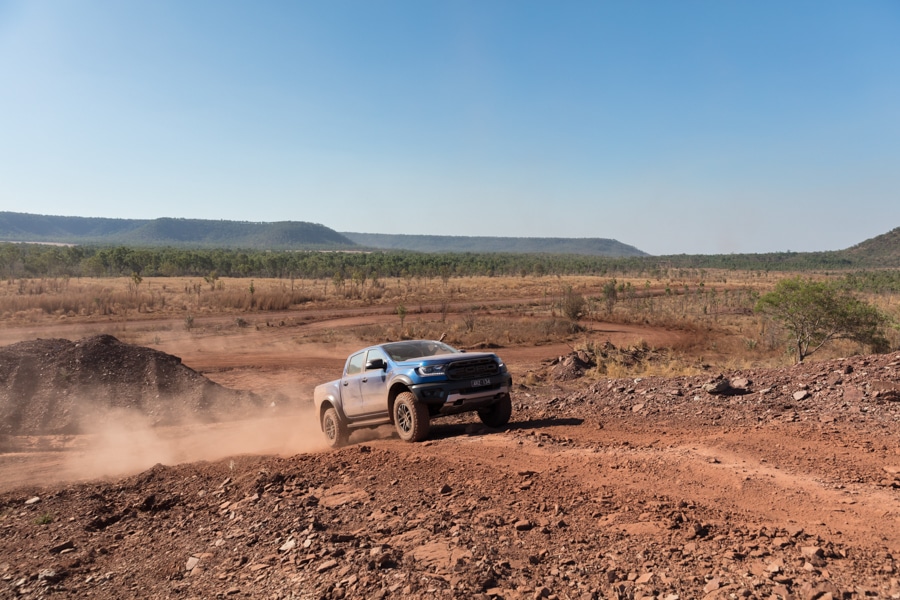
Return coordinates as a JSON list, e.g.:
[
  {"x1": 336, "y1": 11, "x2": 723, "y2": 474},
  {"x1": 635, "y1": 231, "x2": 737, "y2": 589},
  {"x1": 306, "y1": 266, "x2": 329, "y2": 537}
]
[{"x1": 1, "y1": 305, "x2": 899, "y2": 599}]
